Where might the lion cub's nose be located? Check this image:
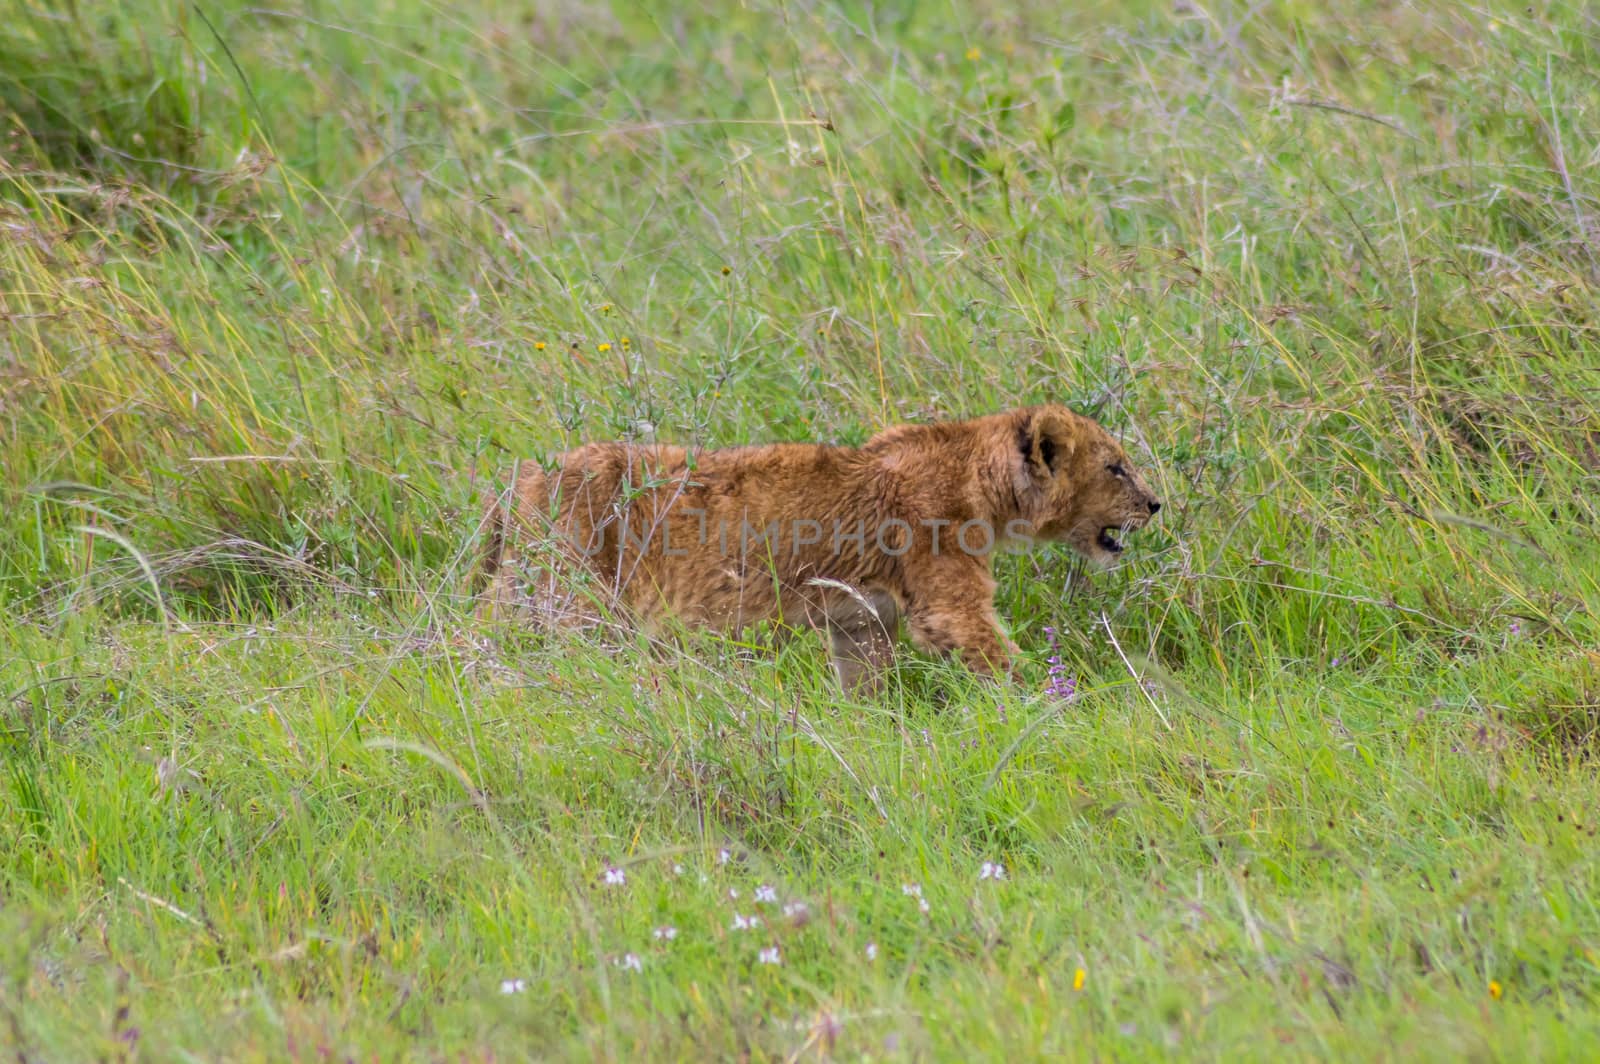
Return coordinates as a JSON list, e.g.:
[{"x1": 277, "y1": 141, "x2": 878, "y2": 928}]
[{"x1": 1148, "y1": 499, "x2": 1162, "y2": 514}]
